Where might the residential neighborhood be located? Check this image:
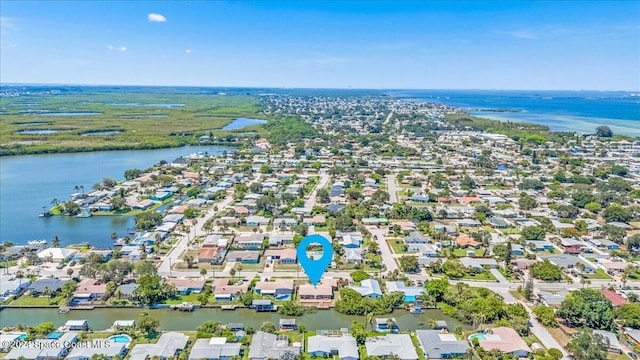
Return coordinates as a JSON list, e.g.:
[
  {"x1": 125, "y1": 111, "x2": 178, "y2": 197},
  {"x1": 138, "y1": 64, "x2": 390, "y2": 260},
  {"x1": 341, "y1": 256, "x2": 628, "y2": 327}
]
[{"x1": 2, "y1": 93, "x2": 640, "y2": 360}]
